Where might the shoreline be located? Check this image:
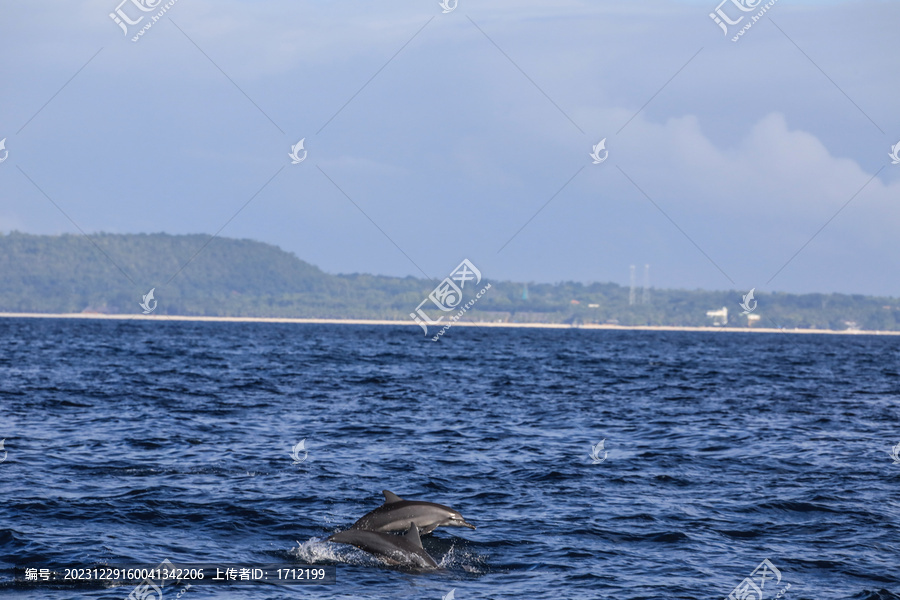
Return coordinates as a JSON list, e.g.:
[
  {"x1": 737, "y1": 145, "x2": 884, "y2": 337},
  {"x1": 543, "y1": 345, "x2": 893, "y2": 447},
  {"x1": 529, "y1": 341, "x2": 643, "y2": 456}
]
[{"x1": 1, "y1": 312, "x2": 898, "y2": 336}]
